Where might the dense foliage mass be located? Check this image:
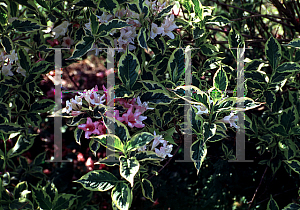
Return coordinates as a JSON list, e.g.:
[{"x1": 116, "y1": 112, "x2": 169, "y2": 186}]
[{"x1": 0, "y1": 0, "x2": 300, "y2": 209}]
